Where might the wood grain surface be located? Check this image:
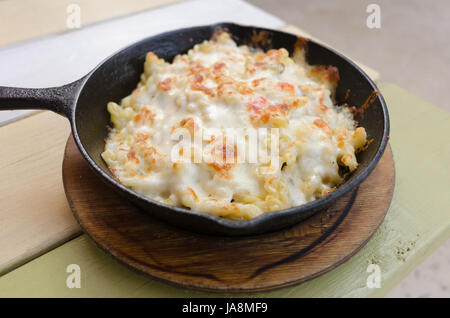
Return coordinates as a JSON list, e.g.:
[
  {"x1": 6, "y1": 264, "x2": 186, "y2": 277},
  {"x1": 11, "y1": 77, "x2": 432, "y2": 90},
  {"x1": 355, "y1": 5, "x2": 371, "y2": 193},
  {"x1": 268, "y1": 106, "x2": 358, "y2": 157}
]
[
  {"x1": 62, "y1": 135, "x2": 394, "y2": 292},
  {"x1": 0, "y1": 111, "x2": 78, "y2": 275}
]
